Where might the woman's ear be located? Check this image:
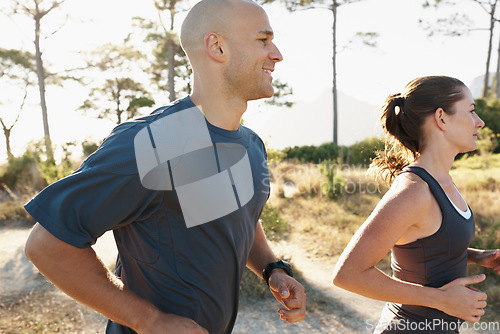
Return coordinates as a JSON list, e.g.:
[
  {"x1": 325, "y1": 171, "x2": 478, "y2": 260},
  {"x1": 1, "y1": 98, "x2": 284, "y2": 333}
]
[
  {"x1": 205, "y1": 33, "x2": 225, "y2": 63},
  {"x1": 434, "y1": 107, "x2": 447, "y2": 131}
]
